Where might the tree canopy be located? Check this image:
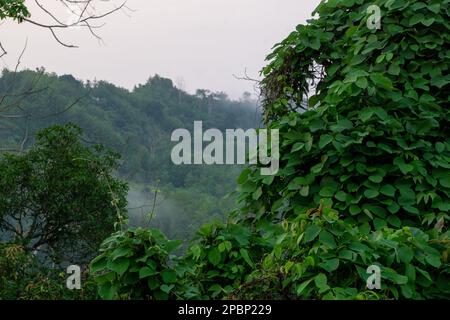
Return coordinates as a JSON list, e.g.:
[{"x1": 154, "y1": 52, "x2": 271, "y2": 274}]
[{"x1": 0, "y1": 124, "x2": 128, "y2": 264}]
